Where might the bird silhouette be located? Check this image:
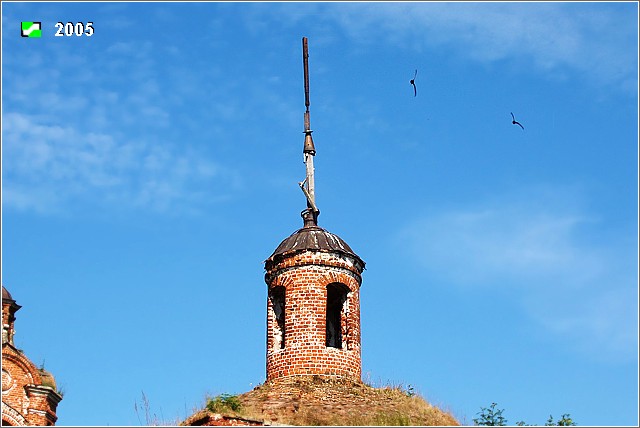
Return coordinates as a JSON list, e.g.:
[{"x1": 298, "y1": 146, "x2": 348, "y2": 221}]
[
  {"x1": 410, "y1": 69, "x2": 417, "y2": 97},
  {"x1": 511, "y1": 112, "x2": 524, "y2": 130}
]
